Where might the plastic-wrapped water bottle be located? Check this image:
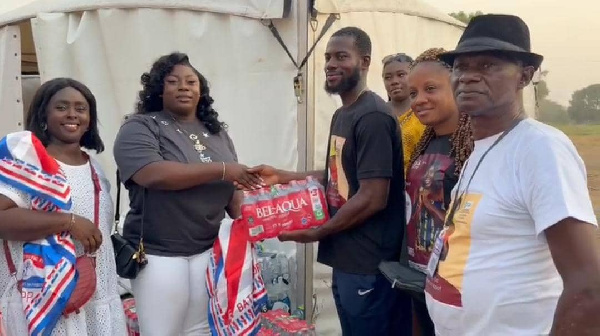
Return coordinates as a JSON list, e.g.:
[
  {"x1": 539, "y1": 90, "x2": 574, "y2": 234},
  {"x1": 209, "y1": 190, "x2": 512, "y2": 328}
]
[
  {"x1": 291, "y1": 305, "x2": 305, "y2": 320},
  {"x1": 276, "y1": 254, "x2": 290, "y2": 288},
  {"x1": 258, "y1": 250, "x2": 294, "y2": 314},
  {"x1": 273, "y1": 254, "x2": 292, "y2": 313}
]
